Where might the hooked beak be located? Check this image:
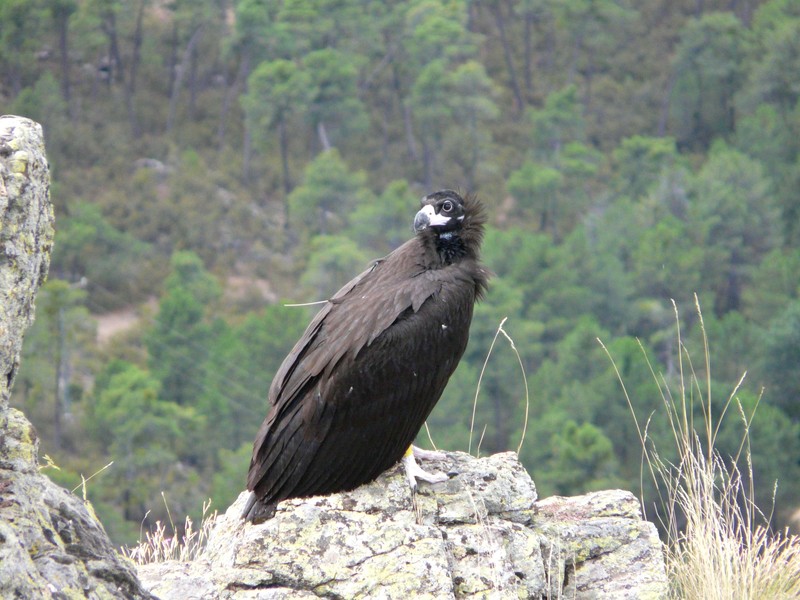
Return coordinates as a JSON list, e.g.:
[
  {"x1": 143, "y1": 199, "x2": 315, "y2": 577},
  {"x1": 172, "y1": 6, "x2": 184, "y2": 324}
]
[
  {"x1": 414, "y1": 204, "x2": 450, "y2": 233},
  {"x1": 414, "y1": 205, "x2": 433, "y2": 233}
]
